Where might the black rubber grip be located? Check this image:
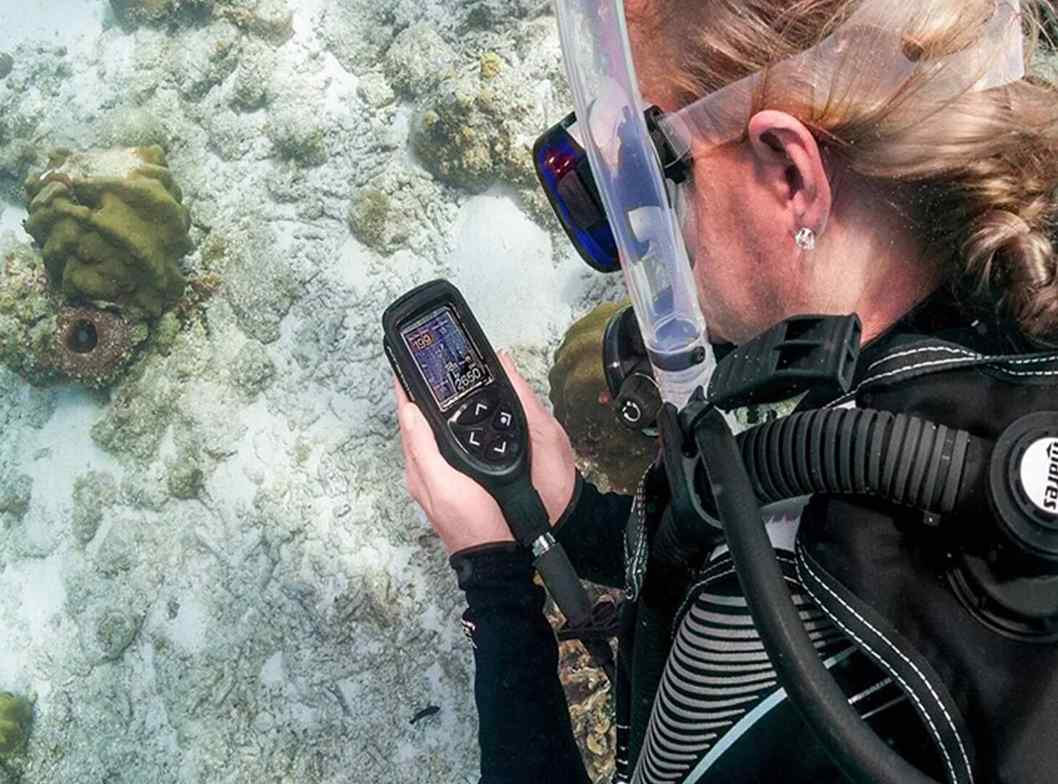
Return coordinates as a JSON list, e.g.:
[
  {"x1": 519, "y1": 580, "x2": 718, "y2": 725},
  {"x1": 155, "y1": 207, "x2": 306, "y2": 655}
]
[
  {"x1": 737, "y1": 409, "x2": 978, "y2": 515},
  {"x1": 534, "y1": 543, "x2": 593, "y2": 628},
  {"x1": 491, "y1": 481, "x2": 552, "y2": 546}
]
